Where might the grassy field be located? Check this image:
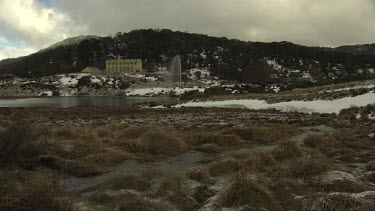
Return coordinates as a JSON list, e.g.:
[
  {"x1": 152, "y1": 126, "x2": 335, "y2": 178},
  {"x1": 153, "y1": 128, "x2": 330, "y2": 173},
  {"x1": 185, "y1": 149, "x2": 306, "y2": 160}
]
[{"x1": 0, "y1": 106, "x2": 374, "y2": 211}]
